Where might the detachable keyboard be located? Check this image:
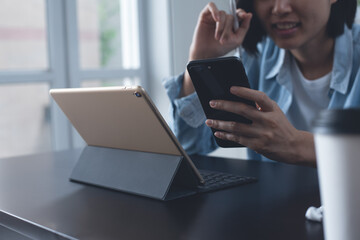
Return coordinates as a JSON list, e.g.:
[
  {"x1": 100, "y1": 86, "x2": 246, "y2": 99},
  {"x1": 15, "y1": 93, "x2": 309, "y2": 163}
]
[{"x1": 197, "y1": 169, "x2": 257, "y2": 193}]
